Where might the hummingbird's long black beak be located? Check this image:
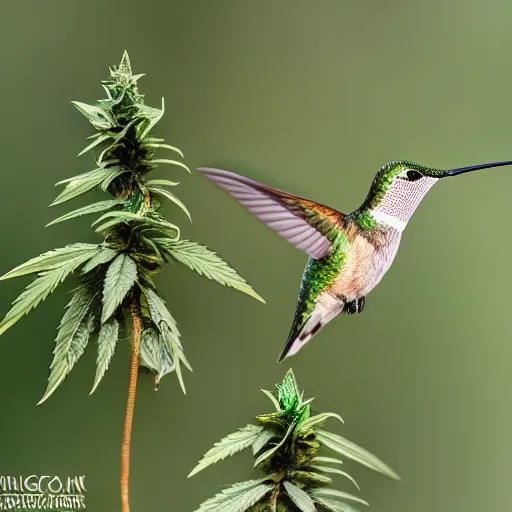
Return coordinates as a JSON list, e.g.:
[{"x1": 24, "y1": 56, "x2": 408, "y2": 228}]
[{"x1": 442, "y1": 160, "x2": 512, "y2": 177}]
